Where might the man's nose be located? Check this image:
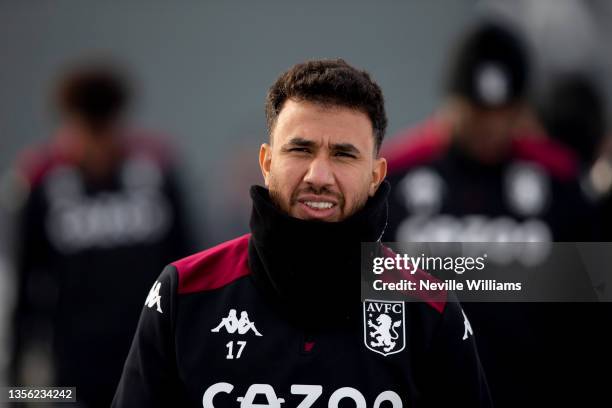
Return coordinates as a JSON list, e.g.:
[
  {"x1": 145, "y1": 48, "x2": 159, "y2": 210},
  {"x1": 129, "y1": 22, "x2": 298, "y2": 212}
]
[{"x1": 303, "y1": 156, "x2": 335, "y2": 188}]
